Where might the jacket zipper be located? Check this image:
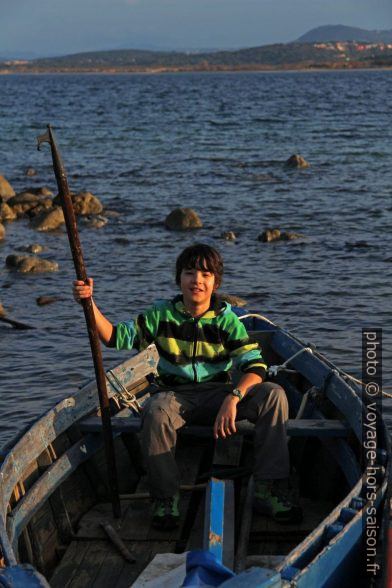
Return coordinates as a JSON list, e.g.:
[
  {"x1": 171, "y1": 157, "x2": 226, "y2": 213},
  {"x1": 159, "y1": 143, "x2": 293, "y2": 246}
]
[{"x1": 192, "y1": 318, "x2": 199, "y2": 382}]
